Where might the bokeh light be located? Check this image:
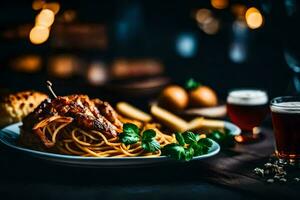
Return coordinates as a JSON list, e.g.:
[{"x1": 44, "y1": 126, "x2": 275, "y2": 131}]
[
  {"x1": 61, "y1": 10, "x2": 77, "y2": 23},
  {"x1": 195, "y1": 9, "x2": 212, "y2": 24},
  {"x1": 29, "y1": 26, "x2": 50, "y2": 44},
  {"x1": 211, "y1": 0, "x2": 229, "y2": 10},
  {"x1": 201, "y1": 18, "x2": 220, "y2": 35},
  {"x1": 245, "y1": 7, "x2": 263, "y2": 29},
  {"x1": 87, "y1": 62, "x2": 108, "y2": 86},
  {"x1": 48, "y1": 55, "x2": 79, "y2": 78},
  {"x1": 229, "y1": 43, "x2": 247, "y2": 63},
  {"x1": 35, "y1": 9, "x2": 55, "y2": 27},
  {"x1": 32, "y1": 0, "x2": 45, "y2": 10},
  {"x1": 11, "y1": 55, "x2": 42, "y2": 73},
  {"x1": 176, "y1": 33, "x2": 197, "y2": 58},
  {"x1": 43, "y1": 2, "x2": 60, "y2": 15},
  {"x1": 231, "y1": 4, "x2": 247, "y2": 20}
]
